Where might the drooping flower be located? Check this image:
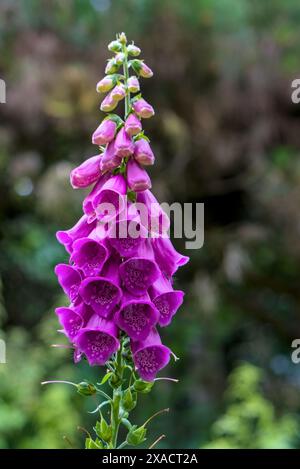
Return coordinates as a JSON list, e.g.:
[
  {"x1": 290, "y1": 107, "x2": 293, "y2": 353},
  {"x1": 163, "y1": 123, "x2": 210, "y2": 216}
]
[
  {"x1": 55, "y1": 303, "x2": 93, "y2": 342},
  {"x1": 119, "y1": 240, "x2": 160, "y2": 296},
  {"x1": 79, "y1": 257, "x2": 122, "y2": 318},
  {"x1": 110, "y1": 84, "x2": 126, "y2": 102},
  {"x1": 124, "y1": 113, "x2": 142, "y2": 136},
  {"x1": 114, "y1": 291, "x2": 159, "y2": 341},
  {"x1": 100, "y1": 140, "x2": 122, "y2": 172},
  {"x1": 149, "y1": 275, "x2": 184, "y2": 327},
  {"x1": 70, "y1": 237, "x2": 108, "y2": 277},
  {"x1": 114, "y1": 127, "x2": 134, "y2": 157},
  {"x1": 75, "y1": 315, "x2": 120, "y2": 366},
  {"x1": 96, "y1": 75, "x2": 115, "y2": 93},
  {"x1": 56, "y1": 215, "x2": 97, "y2": 253},
  {"x1": 127, "y1": 76, "x2": 140, "y2": 93},
  {"x1": 132, "y1": 98, "x2": 154, "y2": 118},
  {"x1": 100, "y1": 91, "x2": 118, "y2": 112},
  {"x1": 127, "y1": 158, "x2": 152, "y2": 192},
  {"x1": 152, "y1": 236, "x2": 189, "y2": 277},
  {"x1": 131, "y1": 328, "x2": 171, "y2": 381},
  {"x1": 70, "y1": 154, "x2": 102, "y2": 189},
  {"x1": 134, "y1": 138, "x2": 155, "y2": 166},
  {"x1": 92, "y1": 173, "x2": 127, "y2": 222},
  {"x1": 136, "y1": 190, "x2": 170, "y2": 236},
  {"x1": 82, "y1": 173, "x2": 110, "y2": 223},
  {"x1": 54, "y1": 264, "x2": 82, "y2": 305},
  {"x1": 107, "y1": 213, "x2": 147, "y2": 257},
  {"x1": 92, "y1": 119, "x2": 117, "y2": 145}
]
